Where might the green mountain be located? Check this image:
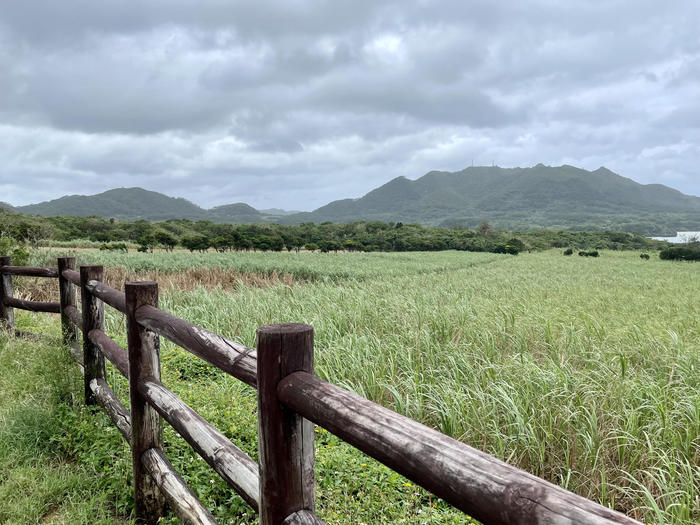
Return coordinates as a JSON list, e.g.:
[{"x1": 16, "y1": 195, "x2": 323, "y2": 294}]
[
  {"x1": 208, "y1": 202, "x2": 263, "y2": 222},
  {"x1": 14, "y1": 188, "x2": 268, "y2": 224},
  {"x1": 281, "y1": 165, "x2": 700, "y2": 234},
  {"x1": 8, "y1": 165, "x2": 700, "y2": 235},
  {"x1": 17, "y1": 188, "x2": 208, "y2": 221},
  {"x1": 0, "y1": 202, "x2": 16, "y2": 212}
]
